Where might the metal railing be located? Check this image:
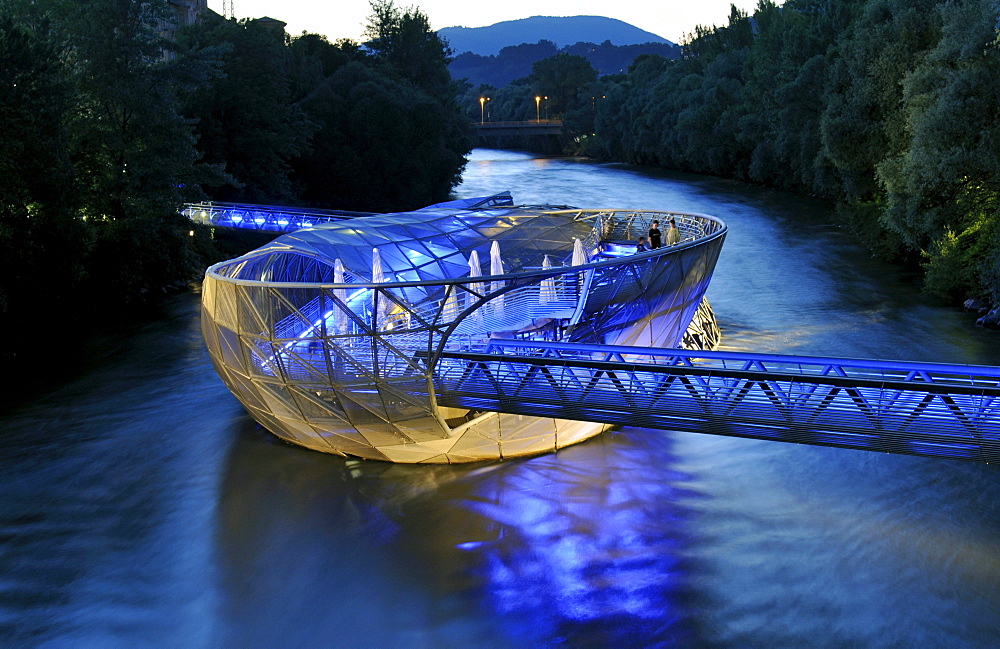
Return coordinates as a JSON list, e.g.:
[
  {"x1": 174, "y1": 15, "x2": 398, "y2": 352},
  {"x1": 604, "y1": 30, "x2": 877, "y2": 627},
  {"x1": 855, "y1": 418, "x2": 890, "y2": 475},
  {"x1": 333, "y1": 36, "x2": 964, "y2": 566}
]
[
  {"x1": 430, "y1": 340, "x2": 1000, "y2": 464},
  {"x1": 183, "y1": 201, "x2": 373, "y2": 232},
  {"x1": 206, "y1": 209, "x2": 724, "y2": 336}
]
